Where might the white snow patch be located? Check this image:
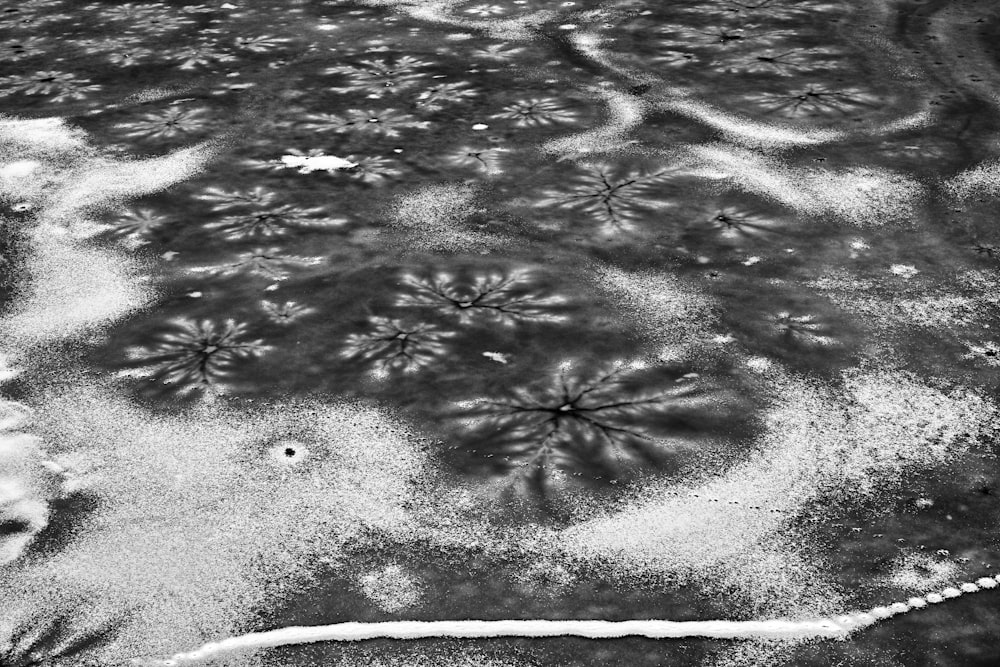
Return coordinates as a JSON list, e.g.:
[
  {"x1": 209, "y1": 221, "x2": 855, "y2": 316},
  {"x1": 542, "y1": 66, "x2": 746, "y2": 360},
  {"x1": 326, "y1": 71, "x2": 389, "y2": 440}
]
[
  {"x1": 279, "y1": 153, "x2": 358, "y2": 173},
  {"x1": 0, "y1": 224, "x2": 151, "y2": 349},
  {"x1": 1, "y1": 382, "x2": 430, "y2": 665},
  {"x1": 388, "y1": 182, "x2": 504, "y2": 252},
  {"x1": 588, "y1": 264, "x2": 716, "y2": 353}
]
